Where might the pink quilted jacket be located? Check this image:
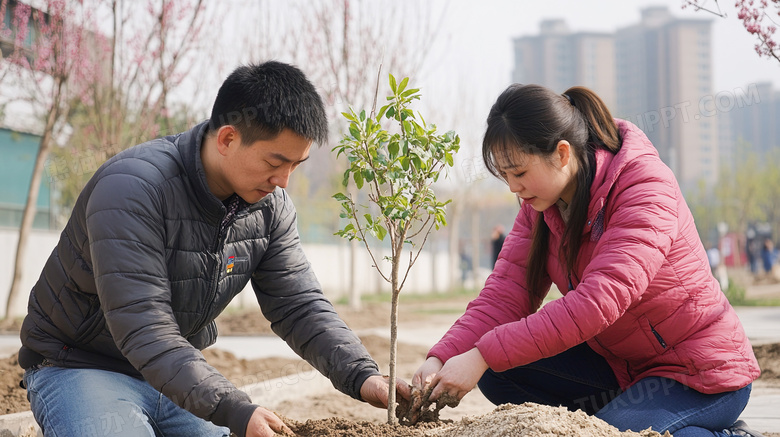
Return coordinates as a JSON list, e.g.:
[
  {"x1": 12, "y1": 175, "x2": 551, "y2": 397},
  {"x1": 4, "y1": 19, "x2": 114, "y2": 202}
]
[{"x1": 429, "y1": 120, "x2": 760, "y2": 393}]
